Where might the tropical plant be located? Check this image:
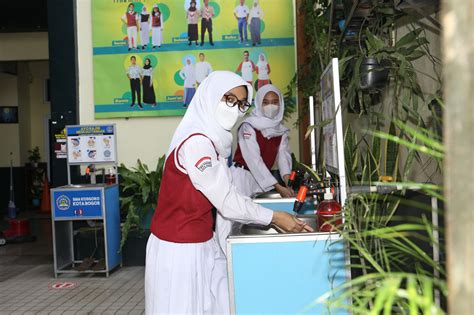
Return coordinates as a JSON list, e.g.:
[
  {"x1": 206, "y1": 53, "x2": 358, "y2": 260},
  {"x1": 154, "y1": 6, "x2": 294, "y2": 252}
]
[
  {"x1": 119, "y1": 156, "x2": 166, "y2": 248},
  {"x1": 318, "y1": 122, "x2": 446, "y2": 314}
]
